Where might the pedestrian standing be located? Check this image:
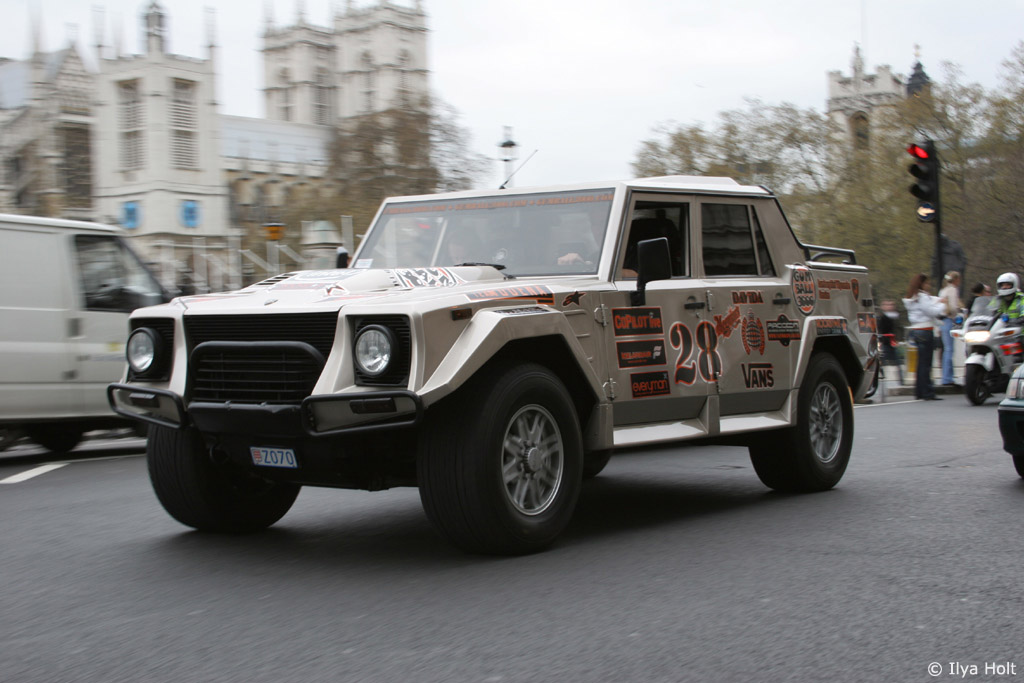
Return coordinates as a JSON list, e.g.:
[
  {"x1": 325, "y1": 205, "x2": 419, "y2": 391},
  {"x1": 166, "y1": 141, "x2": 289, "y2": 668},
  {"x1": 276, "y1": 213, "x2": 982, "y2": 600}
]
[
  {"x1": 876, "y1": 299, "x2": 904, "y2": 385},
  {"x1": 937, "y1": 271, "x2": 963, "y2": 386},
  {"x1": 902, "y1": 273, "x2": 945, "y2": 401}
]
